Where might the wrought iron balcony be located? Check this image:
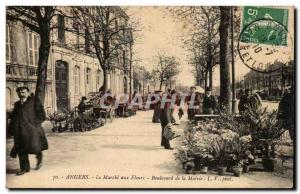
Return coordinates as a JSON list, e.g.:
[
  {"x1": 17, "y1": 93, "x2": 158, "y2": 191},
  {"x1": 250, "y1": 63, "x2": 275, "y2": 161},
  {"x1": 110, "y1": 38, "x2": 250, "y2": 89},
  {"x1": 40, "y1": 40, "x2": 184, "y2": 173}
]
[{"x1": 6, "y1": 63, "x2": 52, "y2": 82}]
